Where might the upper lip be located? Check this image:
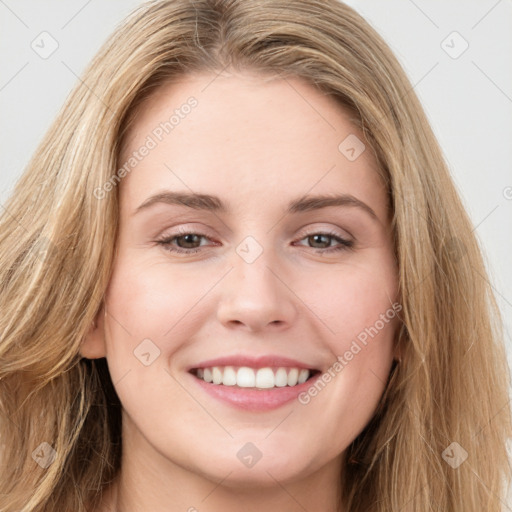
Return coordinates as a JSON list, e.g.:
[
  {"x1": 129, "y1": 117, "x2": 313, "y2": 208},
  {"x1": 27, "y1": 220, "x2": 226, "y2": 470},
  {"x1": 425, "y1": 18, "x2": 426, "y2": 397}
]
[{"x1": 188, "y1": 355, "x2": 319, "y2": 371}]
